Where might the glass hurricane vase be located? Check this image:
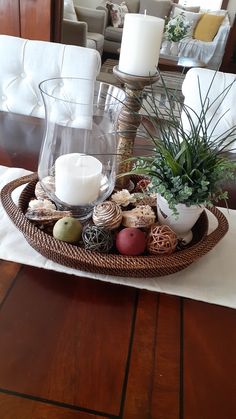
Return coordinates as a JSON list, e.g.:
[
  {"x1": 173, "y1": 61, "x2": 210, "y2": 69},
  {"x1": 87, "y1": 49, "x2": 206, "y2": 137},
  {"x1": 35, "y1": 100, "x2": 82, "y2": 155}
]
[{"x1": 38, "y1": 77, "x2": 124, "y2": 221}]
